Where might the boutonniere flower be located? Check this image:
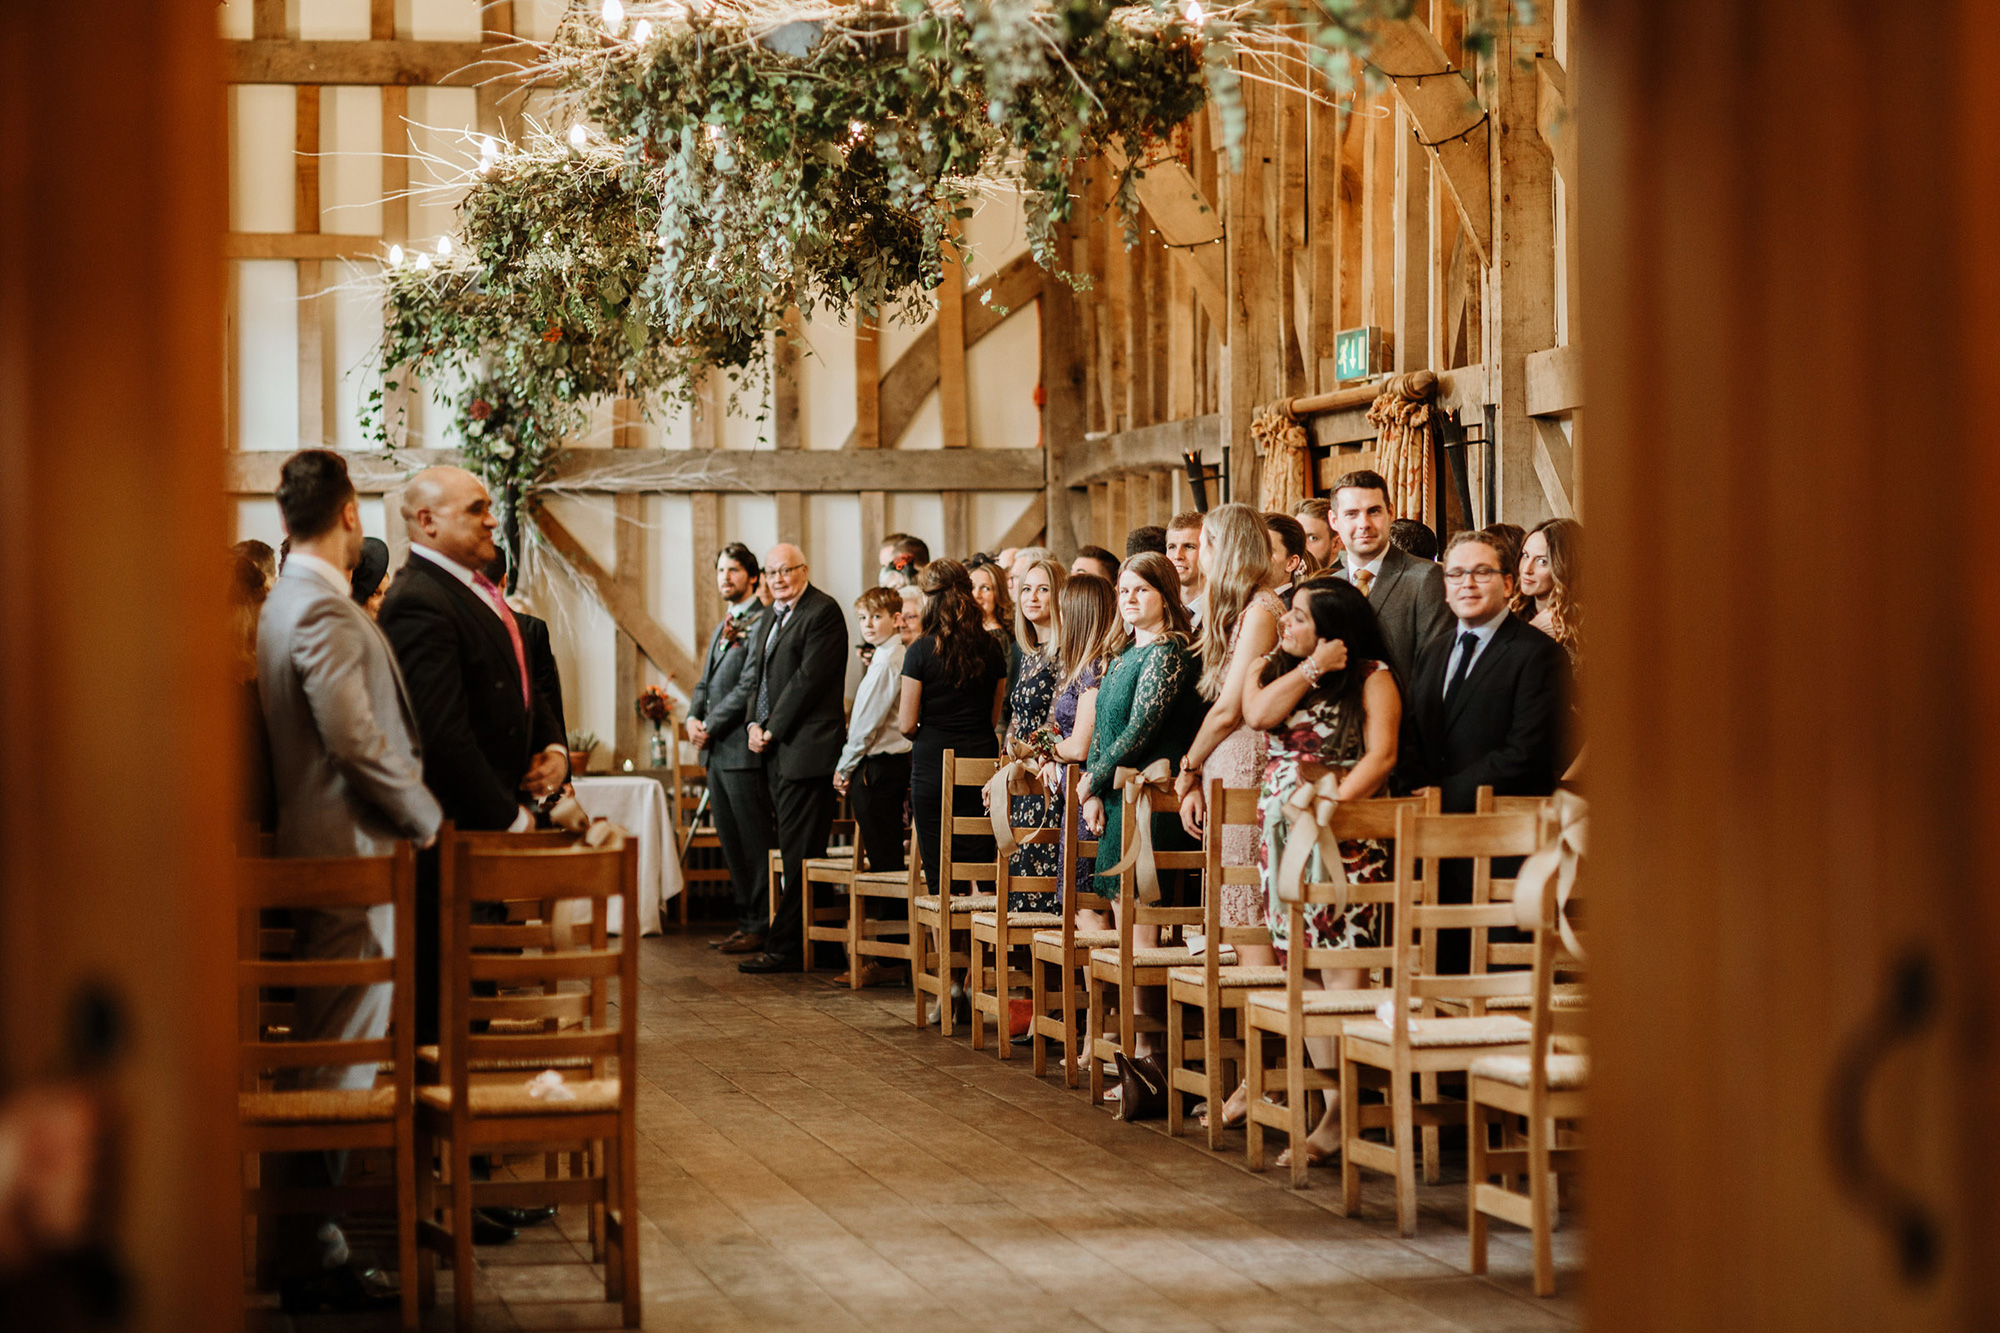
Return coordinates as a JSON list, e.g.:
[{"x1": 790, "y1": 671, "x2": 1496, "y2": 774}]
[{"x1": 720, "y1": 615, "x2": 748, "y2": 647}]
